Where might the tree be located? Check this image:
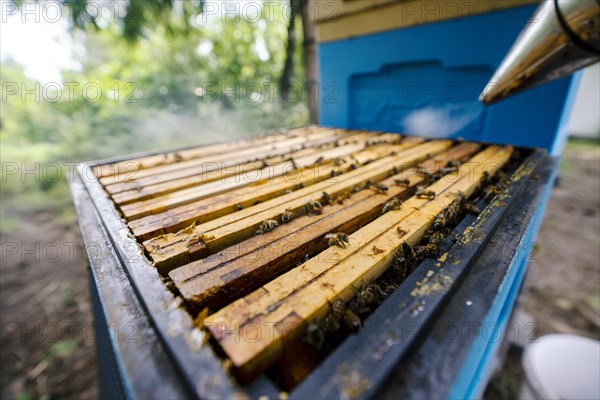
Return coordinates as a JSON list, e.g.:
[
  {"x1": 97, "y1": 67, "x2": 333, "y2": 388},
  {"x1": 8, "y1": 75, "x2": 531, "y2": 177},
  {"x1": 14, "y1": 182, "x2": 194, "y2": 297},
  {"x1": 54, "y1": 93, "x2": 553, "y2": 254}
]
[{"x1": 56, "y1": 0, "x2": 319, "y2": 123}]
